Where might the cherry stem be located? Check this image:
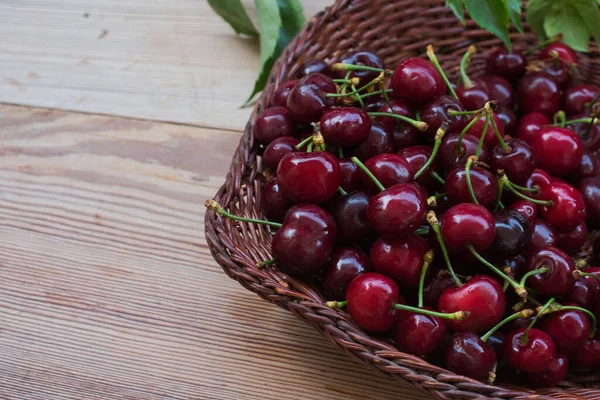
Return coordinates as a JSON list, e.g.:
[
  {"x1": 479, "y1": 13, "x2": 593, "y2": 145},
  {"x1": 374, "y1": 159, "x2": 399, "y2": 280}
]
[
  {"x1": 427, "y1": 192, "x2": 448, "y2": 207},
  {"x1": 523, "y1": 34, "x2": 562, "y2": 56},
  {"x1": 337, "y1": 71, "x2": 352, "y2": 95},
  {"x1": 475, "y1": 114, "x2": 490, "y2": 159},
  {"x1": 331, "y1": 63, "x2": 386, "y2": 73},
  {"x1": 573, "y1": 270, "x2": 600, "y2": 286},
  {"x1": 380, "y1": 80, "x2": 394, "y2": 110},
  {"x1": 459, "y1": 45, "x2": 476, "y2": 89},
  {"x1": 351, "y1": 83, "x2": 365, "y2": 108},
  {"x1": 359, "y1": 89, "x2": 394, "y2": 99},
  {"x1": 392, "y1": 303, "x2": 469, "y2": 320},
  {"x1": 449, "y1": 109, "x2": 482, "y2": 116},
  {"x1": 414, "y1": 226, "x2": 430, "y2": 237},
  {"x1": 509, "y1": 182, "x2": 540, "y2": 193},
  {"x1": 519, "y1": 267, "x2": 548, "y2": 288},
  {"x1": 494, "y1": 177, "x2": 506, "y2": 212},
  {"x1": 431, "y1": 171, "x2": 446, "y2": 185},
  {"x1": 427, "y1": 211, "x2": 462, "y2": 287},
  {"x1": 465, "y1": 156, "x2": 479, "y2": 205},
  {"x1": 552, "y1": 110, "x2": 567, "y2": 127},
  {"x1": 338, "y1": 186, "x2": 348, "y2": 196},
  {"x1": 467, "y1": 244, "x2": 528, "y2": 299},
  {"x1": 556, "y1": 305, "x2": 597, "y2": 337},
  {"x1": 257, "y1": 259, "x2": 276, "y2": 268},
  {"x1": 455, "y1": 113, "x2": 483, "y2": 154},
  {"x1": 487, "y1": 363, "x2": 497, "y2": 385},
  {"x1": 333, "y1": 78, "x2": 360, "y2": 85},
  {"x1": 326, "y1": 300, "x2": 347, "y2": 308},
  {"x1": 296, "y1": 135, "x2": 313, "y2": 150},
  {"x1": 351, "y1": 157, "x2": 385, "y2": 192},
  {"x1": 490, "y1": 115, "x2": 509, "y2": 151},
  {"x1": 367, "y1": 112, "x2": 429, "y2": 131},
  {"x1": 205, "y1": 200, "x2": 283, "y2": 228},
  {"x1": 481, "y1": 309, "x2": 535, "y2": 342},
  {"x1": 426, "y1": 44, "x2": 458, "y2": 100},
  {"x1": 338, "y1": 148, "x2": 344, "y2": 158},
  {"x1": 414, "y1": 123, "x2": 448, "y2": 179},
  {"x1": 552, "y1": 117, "x2": 600, "y2": 126},
  {"x1": 522, "y1": 298, "x2": 556, "y2": 345},
  {"x1": 418, "y1": 251, "x2": 435, "y2": 308},
  {"x1": 326, "y1": 72, "x2": 384, "y2": 98},
  {"x1": 499, "y1": 174, "x2": 553, "y2": 206}
]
